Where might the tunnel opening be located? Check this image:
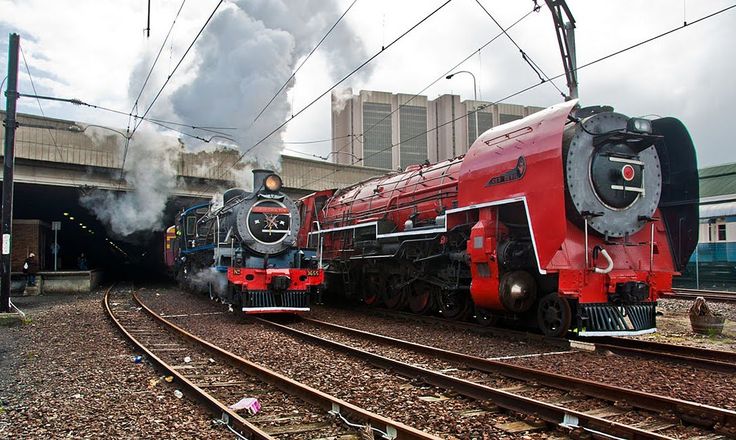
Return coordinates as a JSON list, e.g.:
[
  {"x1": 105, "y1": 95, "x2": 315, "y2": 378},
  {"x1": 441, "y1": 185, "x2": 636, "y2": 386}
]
[{"x1": 10, "y1": 182, "x2": 207, "y2": 284}]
